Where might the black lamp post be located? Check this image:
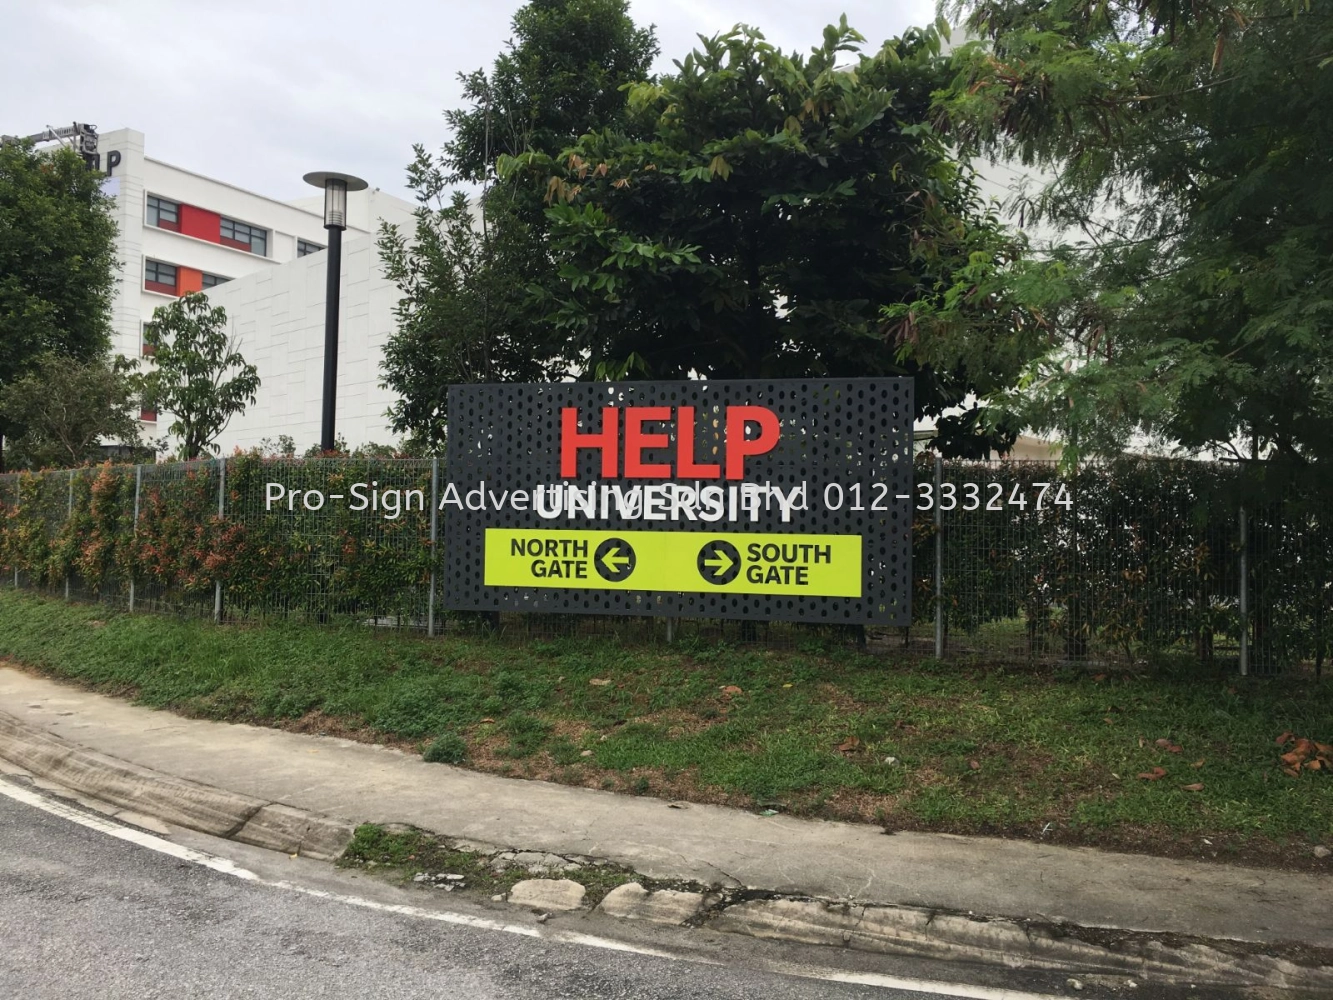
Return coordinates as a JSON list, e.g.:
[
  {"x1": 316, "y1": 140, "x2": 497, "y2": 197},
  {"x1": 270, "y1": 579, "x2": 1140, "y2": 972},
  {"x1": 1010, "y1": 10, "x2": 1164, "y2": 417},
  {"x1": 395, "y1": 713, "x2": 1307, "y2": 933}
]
[{"x1": 303, "y1": 170, "x2": 368, "y2": 453}]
